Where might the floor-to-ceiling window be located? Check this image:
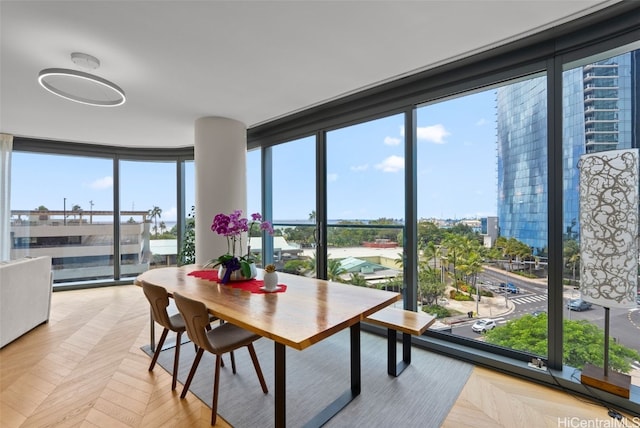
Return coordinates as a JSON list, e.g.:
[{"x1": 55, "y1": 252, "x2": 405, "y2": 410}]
[
  {"x1": 415, "y1": 78, "x2": 550, "y2": 358},
  {"x1": 561, "y1": 42, "x2": 640, "y2": 379},
  {"x1": 10, "y1": 141, "x2": 194, "y2": 287},
  {"x1": 120, "y1": 160, "x2": 176, "y2": 272},
  {"x1": 10, "y1": 151, "x2": 115, "y2": 285},
  {"x1": 269, "y1": 136, "x2": 317, "y2": 276},
  {"x1": 325, "y1": 115, "x2": 405, "y2": 289}
]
